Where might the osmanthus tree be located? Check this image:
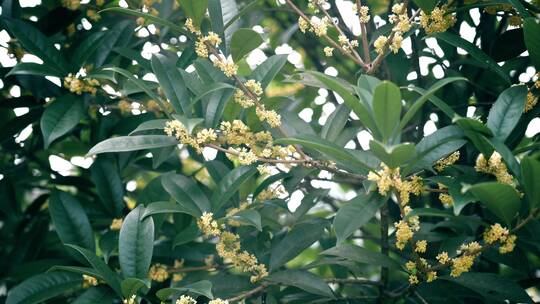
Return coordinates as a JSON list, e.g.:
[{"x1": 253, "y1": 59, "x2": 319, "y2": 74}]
[{"x1": 2, "y1": 0, "x2": 540, "y2": 303}]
